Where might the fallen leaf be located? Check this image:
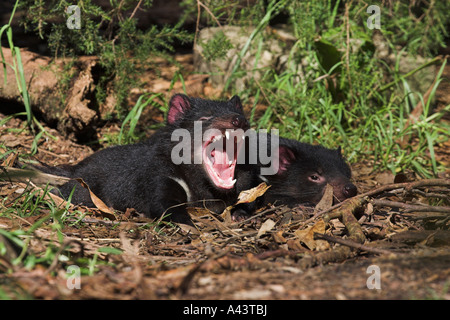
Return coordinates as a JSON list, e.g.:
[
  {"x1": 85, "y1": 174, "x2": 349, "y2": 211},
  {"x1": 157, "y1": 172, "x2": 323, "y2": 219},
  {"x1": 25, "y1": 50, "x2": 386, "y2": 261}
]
[
  {"x1": 188, "y1": 207, "x2": 213, "y2": 217},
  {"x1": 177, "y1": 223, "x2": 200, "y2": 235},
  {"x1": 218, "y1": 183, "x2": 270, "y2": 224},
  {"x1": 1, "y1": 152, "x2": 18, "y2": 167},
  {"x1": 272, "y1": 230, "x2": 287, "y2": 244},
  {"x1": 74, "y1": 178, "x2": 116, "y2": 217},
  {"x1": 235, "y1": 182, "x2": 270, "y2": 205},
  {"x1": 313, "y1": 184, "x2": 333, "y2": 214},
  {"x1": 294, "y1": 219, "x2": 330, "y2": 251},
  {"x1": 219, "y1": 206, "x2": 233, "y2": 224},
  {"x1": 256, "y1": 218, "x2": 276, "y2": 239}
]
